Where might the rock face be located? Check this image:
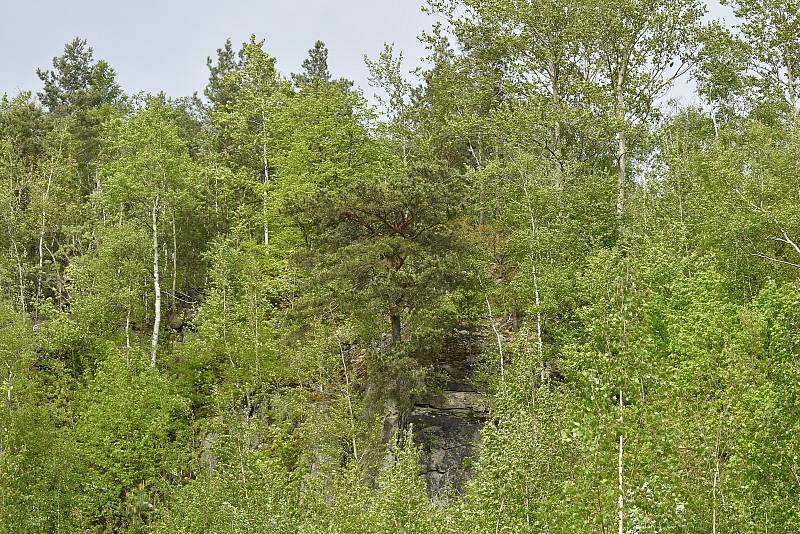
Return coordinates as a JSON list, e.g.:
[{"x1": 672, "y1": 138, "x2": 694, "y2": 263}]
[
  {"x1": 409, "y1": 389, "x2": 487, "y2": 497},
  {"x1": 379, "y1": 333, "x2": 488, "y2": 498},
  {"x1": 408, "y1": 336, "x2": 488, "y2": 498}
]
